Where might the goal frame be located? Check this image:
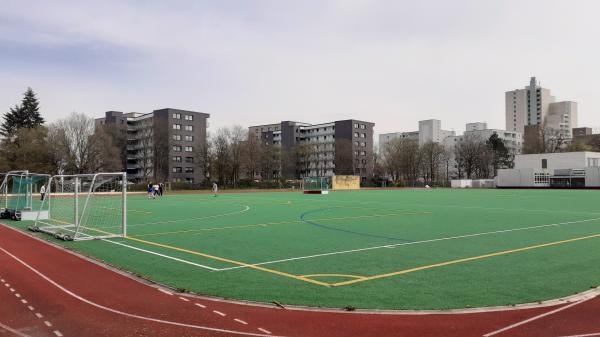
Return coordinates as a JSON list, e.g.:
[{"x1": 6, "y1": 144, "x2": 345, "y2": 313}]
[
  {"x1": 302, "y1": 177, "x2": 330, "y2": 194},
  {"x1": 32, "y1": 172, "x2": 127, "y2": 241}
]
